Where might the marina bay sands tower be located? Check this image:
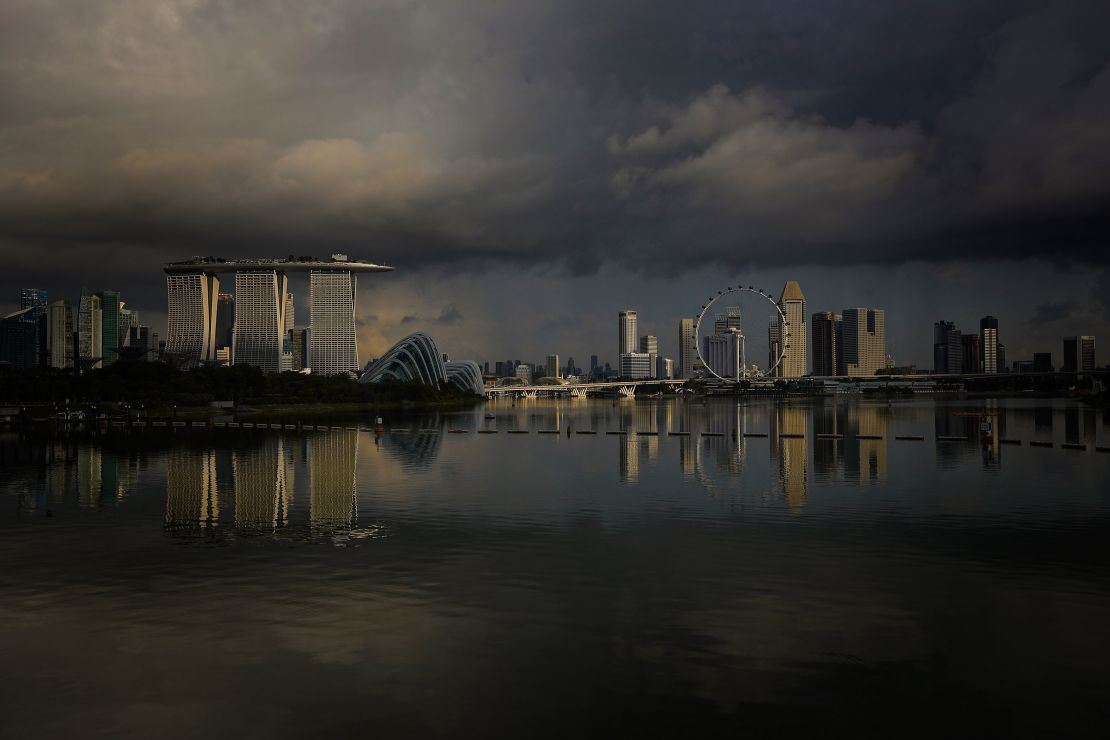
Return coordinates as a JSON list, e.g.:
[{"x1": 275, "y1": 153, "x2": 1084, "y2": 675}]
[{"x1": 165, "y1": 256, "x2": 392, "y2": 374}]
